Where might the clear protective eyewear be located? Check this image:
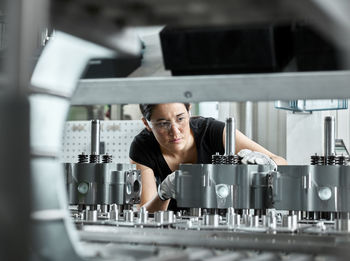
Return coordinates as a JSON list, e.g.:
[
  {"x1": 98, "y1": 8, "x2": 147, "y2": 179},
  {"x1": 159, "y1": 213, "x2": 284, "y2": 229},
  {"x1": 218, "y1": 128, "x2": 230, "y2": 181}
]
[{"x1": 147, "y1": 114, "x2": 189, "y2": 132}]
